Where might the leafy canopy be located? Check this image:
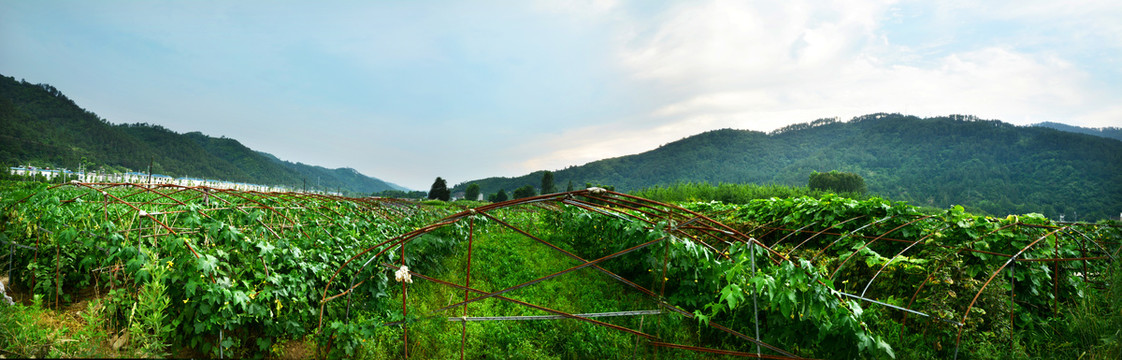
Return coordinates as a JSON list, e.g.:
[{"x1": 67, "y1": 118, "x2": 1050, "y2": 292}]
[
  {"x1": 464, "y1": 183, "x2": 481, "y2": 201},
  {"x1": 541, "y1": 171, "x2": 556, "y2": 194},
  {"x1": 428, "y1": 177, "x2": 450, "y2": 201},
  {"x1": 809, "y1": 170, "x2": 867, "y2": 194}
]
